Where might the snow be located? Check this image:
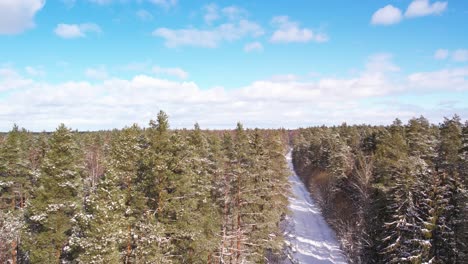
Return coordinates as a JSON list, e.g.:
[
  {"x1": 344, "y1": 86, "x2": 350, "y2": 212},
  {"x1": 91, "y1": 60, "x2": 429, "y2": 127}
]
[{"x1": 284, "y1": 150, "x2": 347, "y2": 264}]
